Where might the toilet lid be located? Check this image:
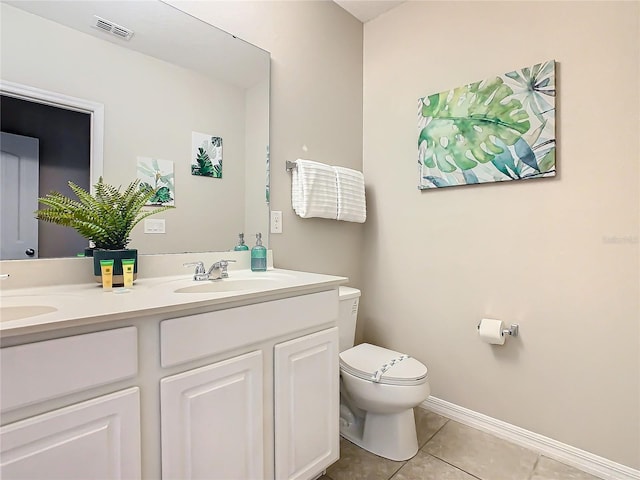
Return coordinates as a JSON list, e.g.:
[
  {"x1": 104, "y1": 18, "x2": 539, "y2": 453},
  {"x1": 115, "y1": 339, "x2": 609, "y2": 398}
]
[{"x1": 339, "y1": 343, "x2": 428, "y2": 386}]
